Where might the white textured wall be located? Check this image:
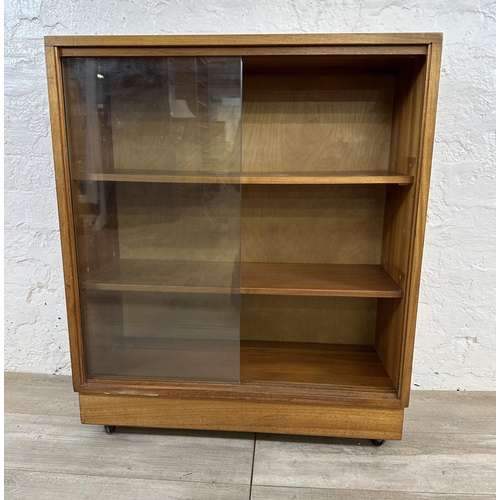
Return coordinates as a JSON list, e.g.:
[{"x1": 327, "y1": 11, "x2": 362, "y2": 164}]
[{"x1": 4, "y1": 0, "x2": 495, "y2": 390}]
